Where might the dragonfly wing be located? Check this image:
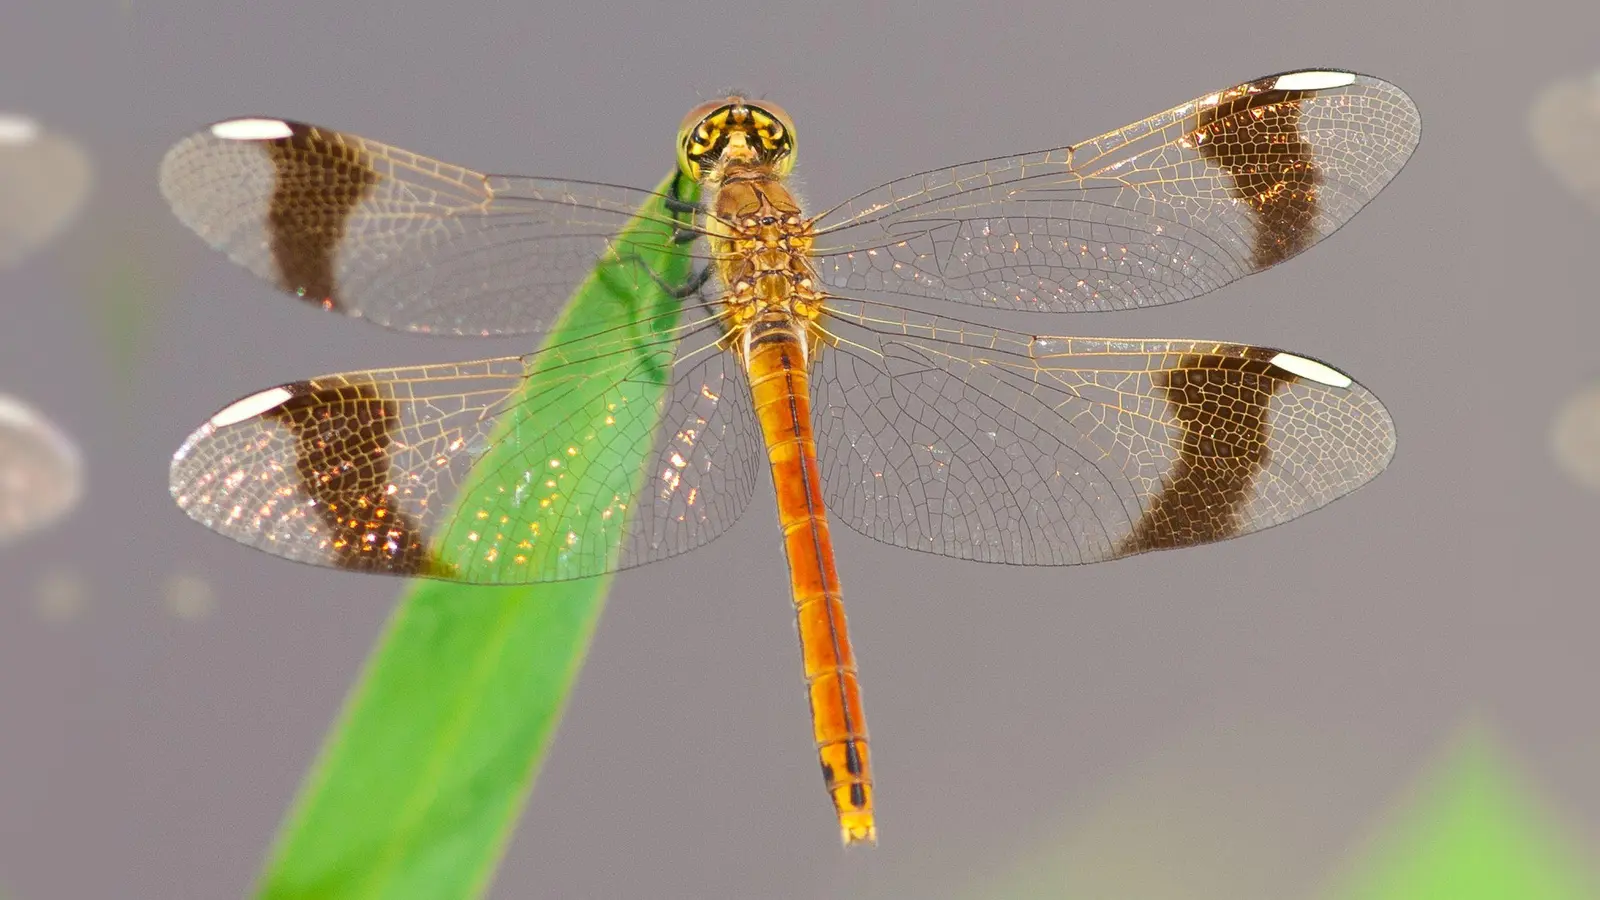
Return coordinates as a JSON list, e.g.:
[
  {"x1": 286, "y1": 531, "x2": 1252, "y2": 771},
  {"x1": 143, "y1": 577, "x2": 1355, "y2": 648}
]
[
  {"x1": 159, "y1": 118, "x2": 705, "y2": 336},
  {"x1": 812, "y1": 297, "x2": 1394, "y2": 564},
  {"x1": 169, "y1": 313, "x2": 761, "y2": 582},
  {"x1": 610, "y1": 334, "x2": 761, "y2": 572},
  {"x1": 809, "y1": 70, "x2": 1418, "y2": 313}
]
